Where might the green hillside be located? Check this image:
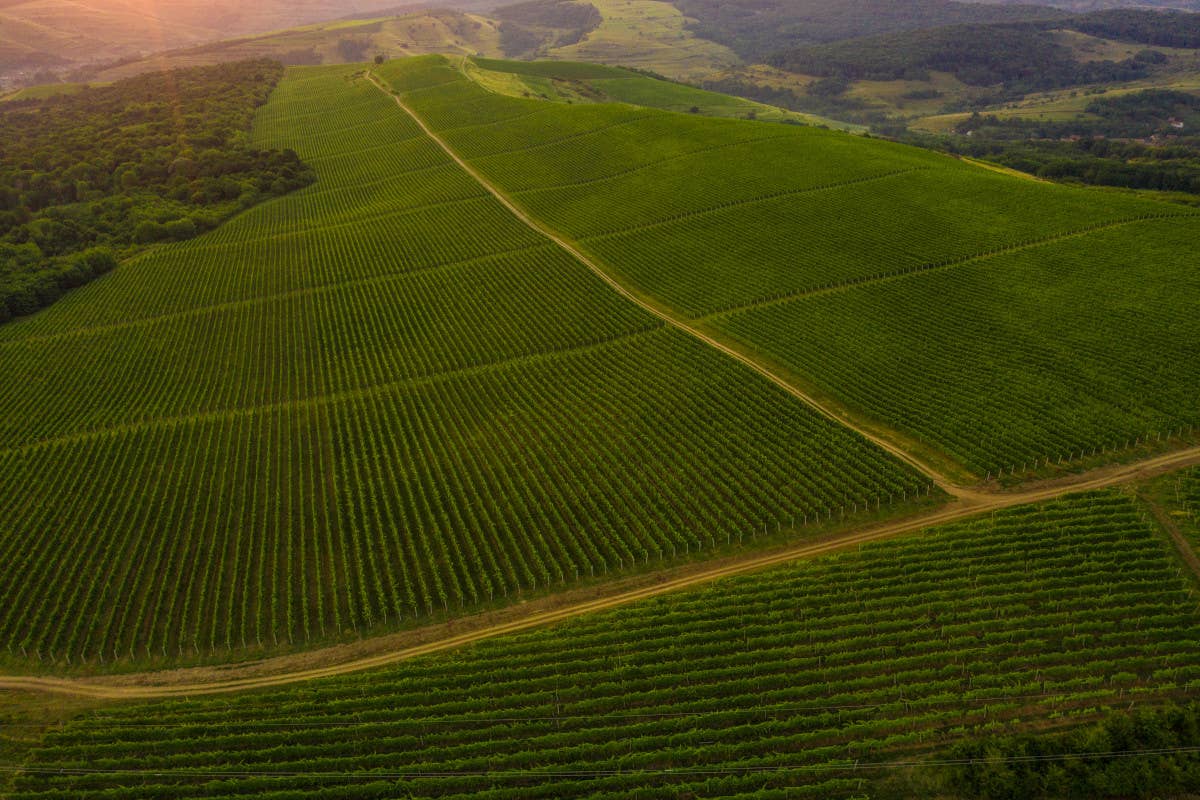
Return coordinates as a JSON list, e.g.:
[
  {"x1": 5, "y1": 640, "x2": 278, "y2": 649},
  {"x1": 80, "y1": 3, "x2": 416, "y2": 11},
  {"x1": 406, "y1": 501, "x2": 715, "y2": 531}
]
[
  {"x1": 12, "y1": 491, "x2": 1200, "y2": 798},
  {"x1": 466, "y1": 57, "x2": 850, "y2": 126},
  {"x1": 0, "y1": 63, "x2": 933, "y2": 668},
  {"x1": 378, "y1": 55, "x2": 1200, "y2": 480},
  {"x1": 3, "y1": 48, "x2": 1200, "y2": 800},
  {"x1": 1172, "y1": 467, "x2": 1200, "y2": 551}
]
